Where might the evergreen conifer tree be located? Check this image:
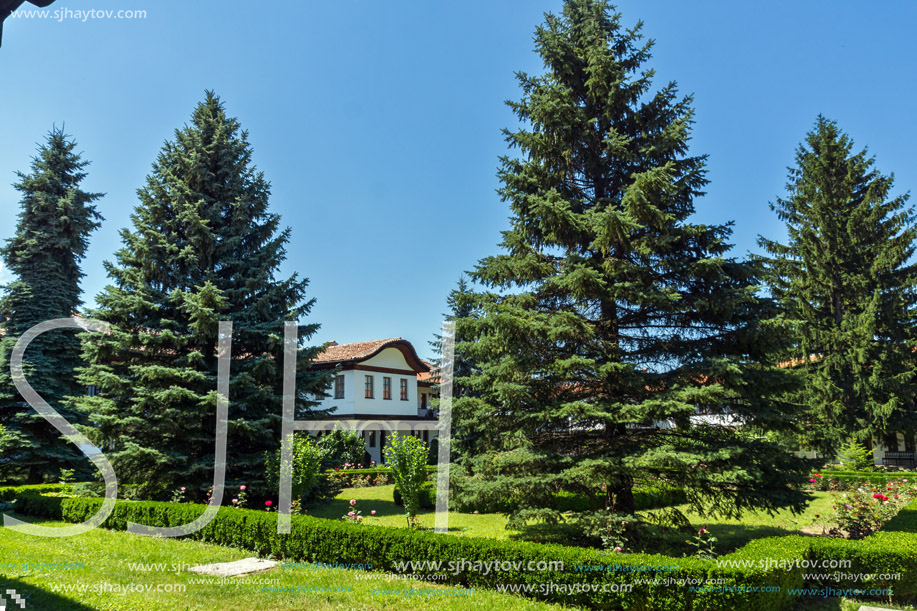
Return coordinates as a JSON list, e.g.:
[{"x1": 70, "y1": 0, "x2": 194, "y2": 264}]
[
  {"x1": 429, "y1": 275, "x2": 479, "y2": 465},
  {"x1": 0, "y1": 128, "x2": 102, "y2": 483},
  {"x1": 758, "y1": 116, "x2": 917, "y2": 454},
  {"x1": 457, "y1": 0, "x2": 808, "y2": 529},
  {"x1": 73, "y1": 93, "x2": 330, "y2": 496}
]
